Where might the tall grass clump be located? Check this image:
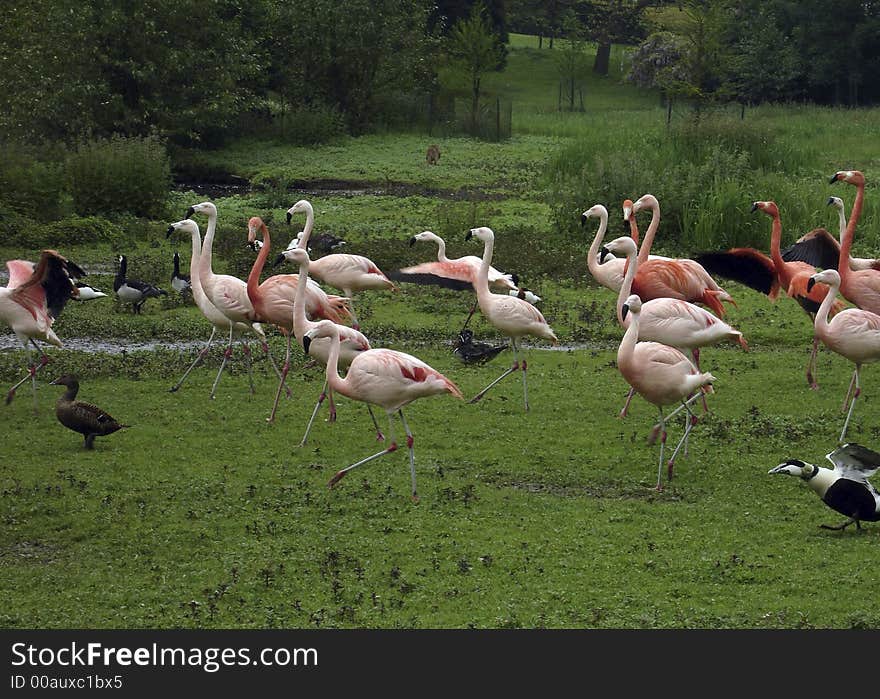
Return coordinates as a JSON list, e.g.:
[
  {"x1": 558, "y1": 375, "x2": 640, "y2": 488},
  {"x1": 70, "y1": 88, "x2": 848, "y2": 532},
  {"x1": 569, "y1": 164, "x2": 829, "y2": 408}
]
[
  {"x1": 0, "y1": 141, "x2": 68, "y2": 221},
  {"x1": 66, "y1": 134, "x2": 171, "y2": 218}
]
